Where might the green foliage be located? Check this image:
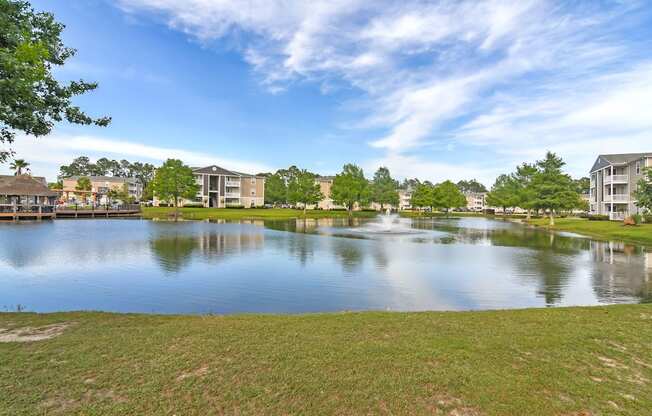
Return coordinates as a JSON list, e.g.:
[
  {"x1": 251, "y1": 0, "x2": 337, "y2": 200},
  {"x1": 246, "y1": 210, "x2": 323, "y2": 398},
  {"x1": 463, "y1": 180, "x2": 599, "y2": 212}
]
[
  {"x1": 9, "y1": 158, "x2": 29, "y2": 175},
  {"x1": 486, "y1": 174, "x2": 520, "y2": 211},
  {"x1": 59, "y1": 156, "x2": 155, "y2": 186},
  {"x1": 588, "y1": 214, "x2": 609, "y2": 221},
  {"x1": 530, "y1": 152, "x2": 581, "y2": 222},
  {"x1": 331, "y1": 164, "x2": 370, "y2": 214},
  {"x1": 287, "y1": 169, "x2": 323, "y2": 210},
  {"x1": 456, "y1": 179, "x2": 487, "y2": 193},
  {"x1": 631, "y1": 213, "x2": 642, "y2": 225},
  {"x1": 573, "y1": 177, "x2": 591, "y2": 194},
  {"x1": 0, "y1": 0, "x2": 110, "y2": 162},
  {"x1": 75, "y1": 176, "x2": 91, "y2": 192},
  {"x1": 371, "y1": 167, "x2": 399, "y2": 209},
  {"x1": 513, "y1": 163, "x2": 538, "y2": 212},
  {"x1": 634, "y1": 168, "x2": 652, "y2": 213},
  {"x1": 410, "y1": 182, "x2": 434, "y2": 209},
  {"x1": 151, "y1": 159, "x2": 199, "y2": 209},
  {"x1": 434, "y1": 180, "x2": 467, "y2": 213},
  {"x1": 48, "y1": 180, "x2": 62, "y2": 190},
  {"x1": 264, "y1": 172, "x2": 288, "y2": 206}
]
